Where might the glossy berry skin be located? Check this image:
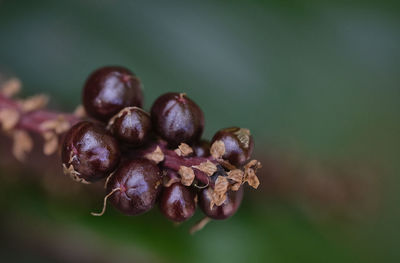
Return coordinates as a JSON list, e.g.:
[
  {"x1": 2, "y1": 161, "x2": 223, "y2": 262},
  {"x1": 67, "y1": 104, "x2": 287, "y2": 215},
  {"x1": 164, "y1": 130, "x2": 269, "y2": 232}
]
[
  {"x1": 107, "y1": 159, "x2": 161, "y2": 216},
  {"x1": 199, "y1": 187, "x2": 244, "y2": 220},
  {"x1": 159, "y1": 183, "x2": 196, "y2": 222},
  {"x1": 83, "y1": 66, "x2": 143, "y2": 121},
  {"x1": 151, "y1": 93, "x2": 204, "y2": 146},
  {"x1": 61, "y1": 121, "x2": 120, "y2": 183},
  {"x1": 192, "y1": 140, "x2": 210, "y2": 157},
  {"x1": 211, "y1": 127, "x2": 254, "y2": 166},
  {"x1": 108, "y1": 107, "x2": 152, "y2": 147}
]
